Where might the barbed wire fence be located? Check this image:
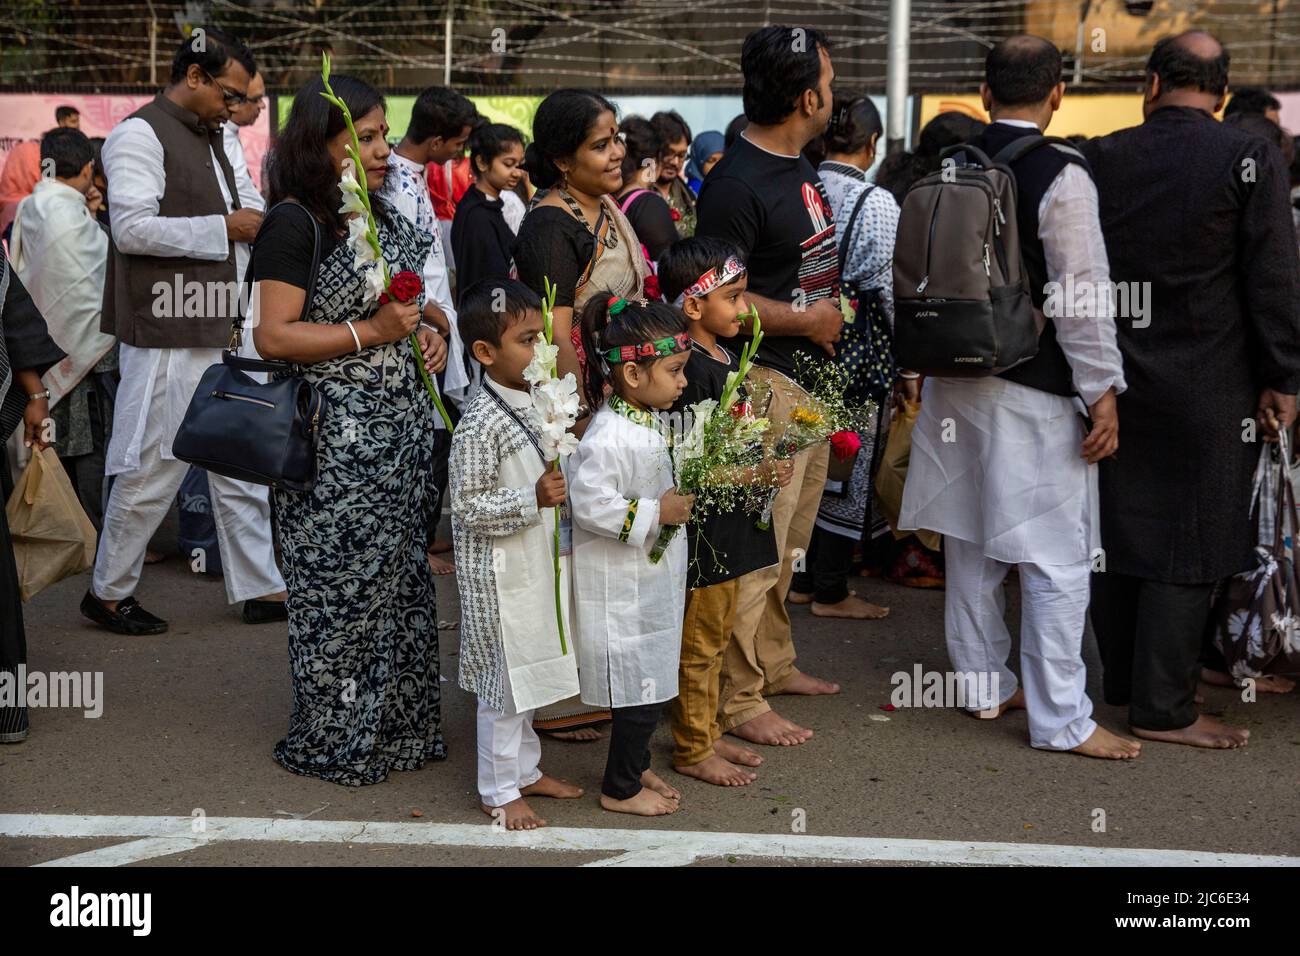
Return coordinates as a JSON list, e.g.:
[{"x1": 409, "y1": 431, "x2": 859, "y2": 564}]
[{"x1": 1, "y1": 0, "x2": 1297, "y2": 92}]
